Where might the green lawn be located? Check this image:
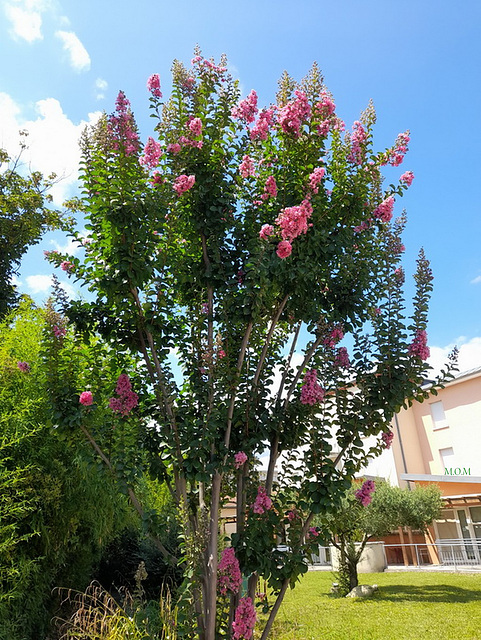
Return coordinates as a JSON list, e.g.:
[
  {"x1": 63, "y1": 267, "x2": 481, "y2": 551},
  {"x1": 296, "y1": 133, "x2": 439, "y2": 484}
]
[{"x1": 257, "y1": 571, "x2": 481, "y2": 640}]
